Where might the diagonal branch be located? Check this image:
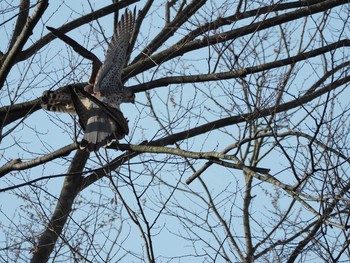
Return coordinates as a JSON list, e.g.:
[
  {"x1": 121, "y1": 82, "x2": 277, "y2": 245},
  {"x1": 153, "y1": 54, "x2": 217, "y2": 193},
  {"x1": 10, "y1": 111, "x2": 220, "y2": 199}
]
[
  {"x1": 0, "y1": 143, "x2": 77, "y2": 178},
  {"x1": 132, "y1": 0, "x2": 207, "y2": 62},
  {"x1": 30, "y1": 150, "x2": 89, "y2": 263},
  {"x1": 129, "y1": 40, "x2": 350, "y2": 92},
  {"x1": 116, "y1": 143, "x2": 270, "y2": 173},
  {"x1": 8, "y1": 0, "x2": 30, "y2": 50},
  {"x1": 46, "y1": 26, "x2": 102, "y2": 84},
  {"x1": 146, "y1": 75, "x2": 350, "y2": 148},
  {"x1": 174, "y1": 0, "x2": 321, "y2": 46},
  {"x1": 0, "y1": 0, "x2": 49, "y2": 89},
  {"x1": 287, "y1": 179, "x2": 350, "y2": 262},
  {"x1": 124, "y1": 0, "x2": 348, "y2": 78},
  {"x1": 0, "y1": 98, "x2": 41, "y2": 133}
]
